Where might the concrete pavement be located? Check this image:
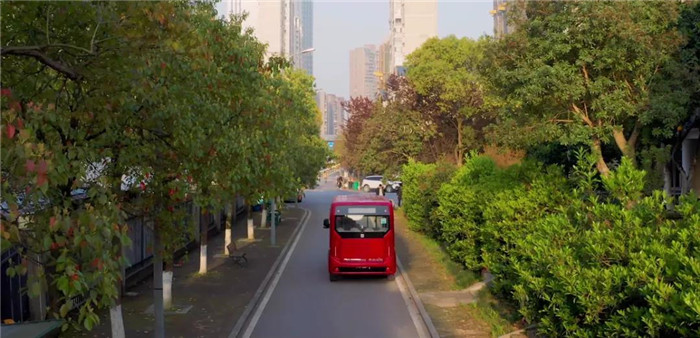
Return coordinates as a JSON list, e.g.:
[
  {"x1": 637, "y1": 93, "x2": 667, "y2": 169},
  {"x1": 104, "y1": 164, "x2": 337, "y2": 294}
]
[{"x1": 237, "y1": 178, "x2": 425, "y2": 338}]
